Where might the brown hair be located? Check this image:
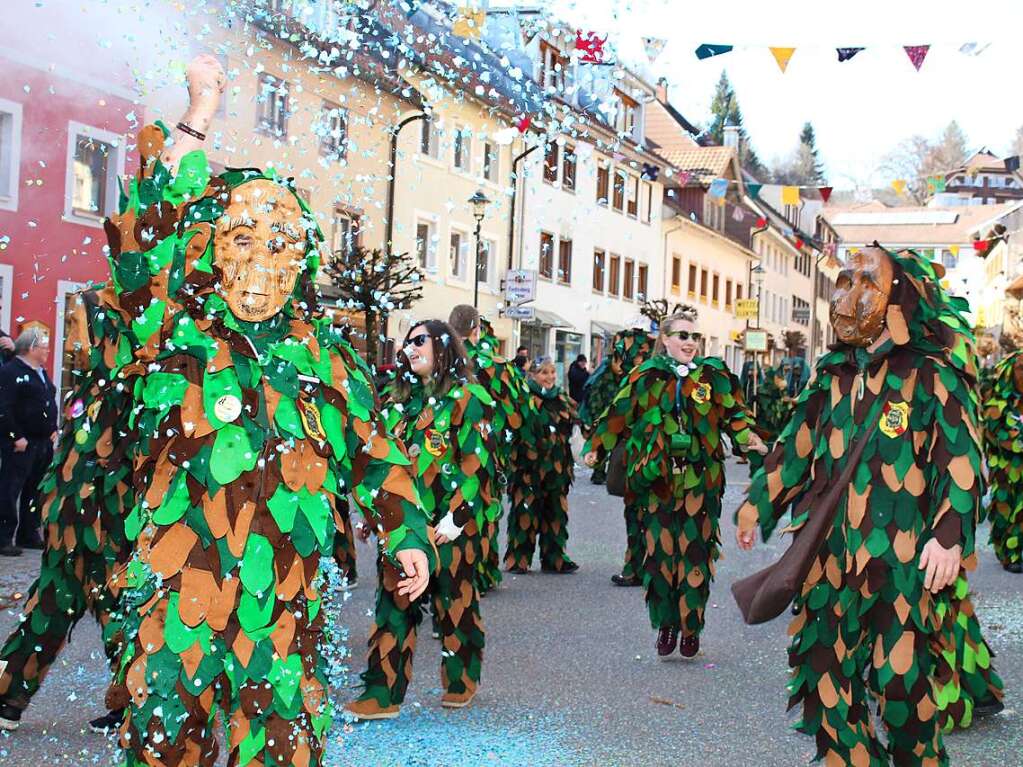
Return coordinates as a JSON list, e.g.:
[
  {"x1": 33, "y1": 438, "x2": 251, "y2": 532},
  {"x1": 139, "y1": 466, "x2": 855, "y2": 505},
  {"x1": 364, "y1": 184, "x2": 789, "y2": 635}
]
[
  {"x1": 448, "y1": 304, "x2": 479, "y2": 339},
  {"x1": 391, "y1": 319, "x2": 475, "y2": 401}
]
